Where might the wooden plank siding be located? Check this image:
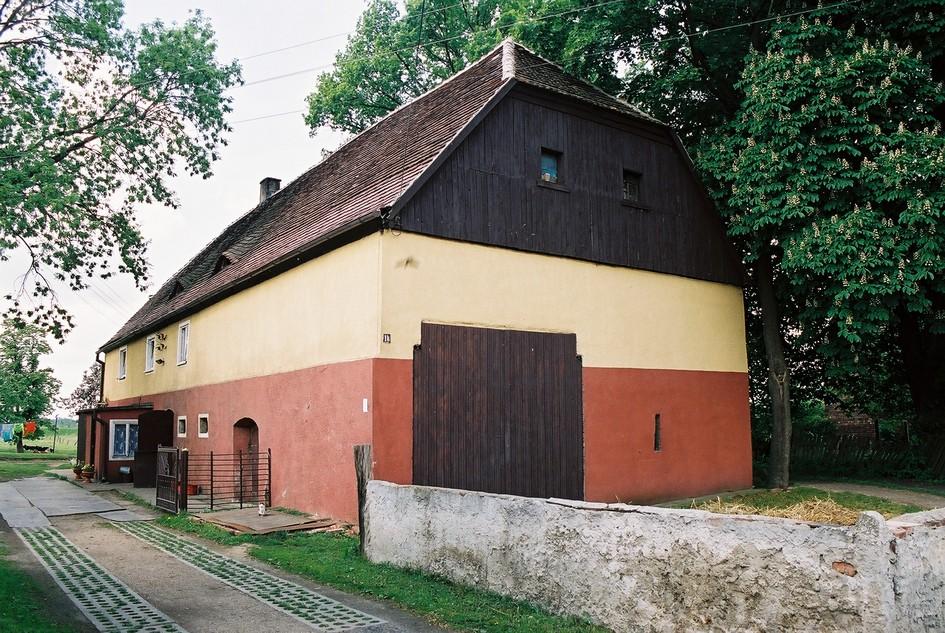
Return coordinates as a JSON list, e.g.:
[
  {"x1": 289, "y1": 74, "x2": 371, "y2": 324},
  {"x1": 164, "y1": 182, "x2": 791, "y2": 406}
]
[
  {"x1": 413, "y1": 323, "x2": 584, "y2": 499},
  {"x1": 397, "y1": 86, "x2": 742, "y2": 286}
]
